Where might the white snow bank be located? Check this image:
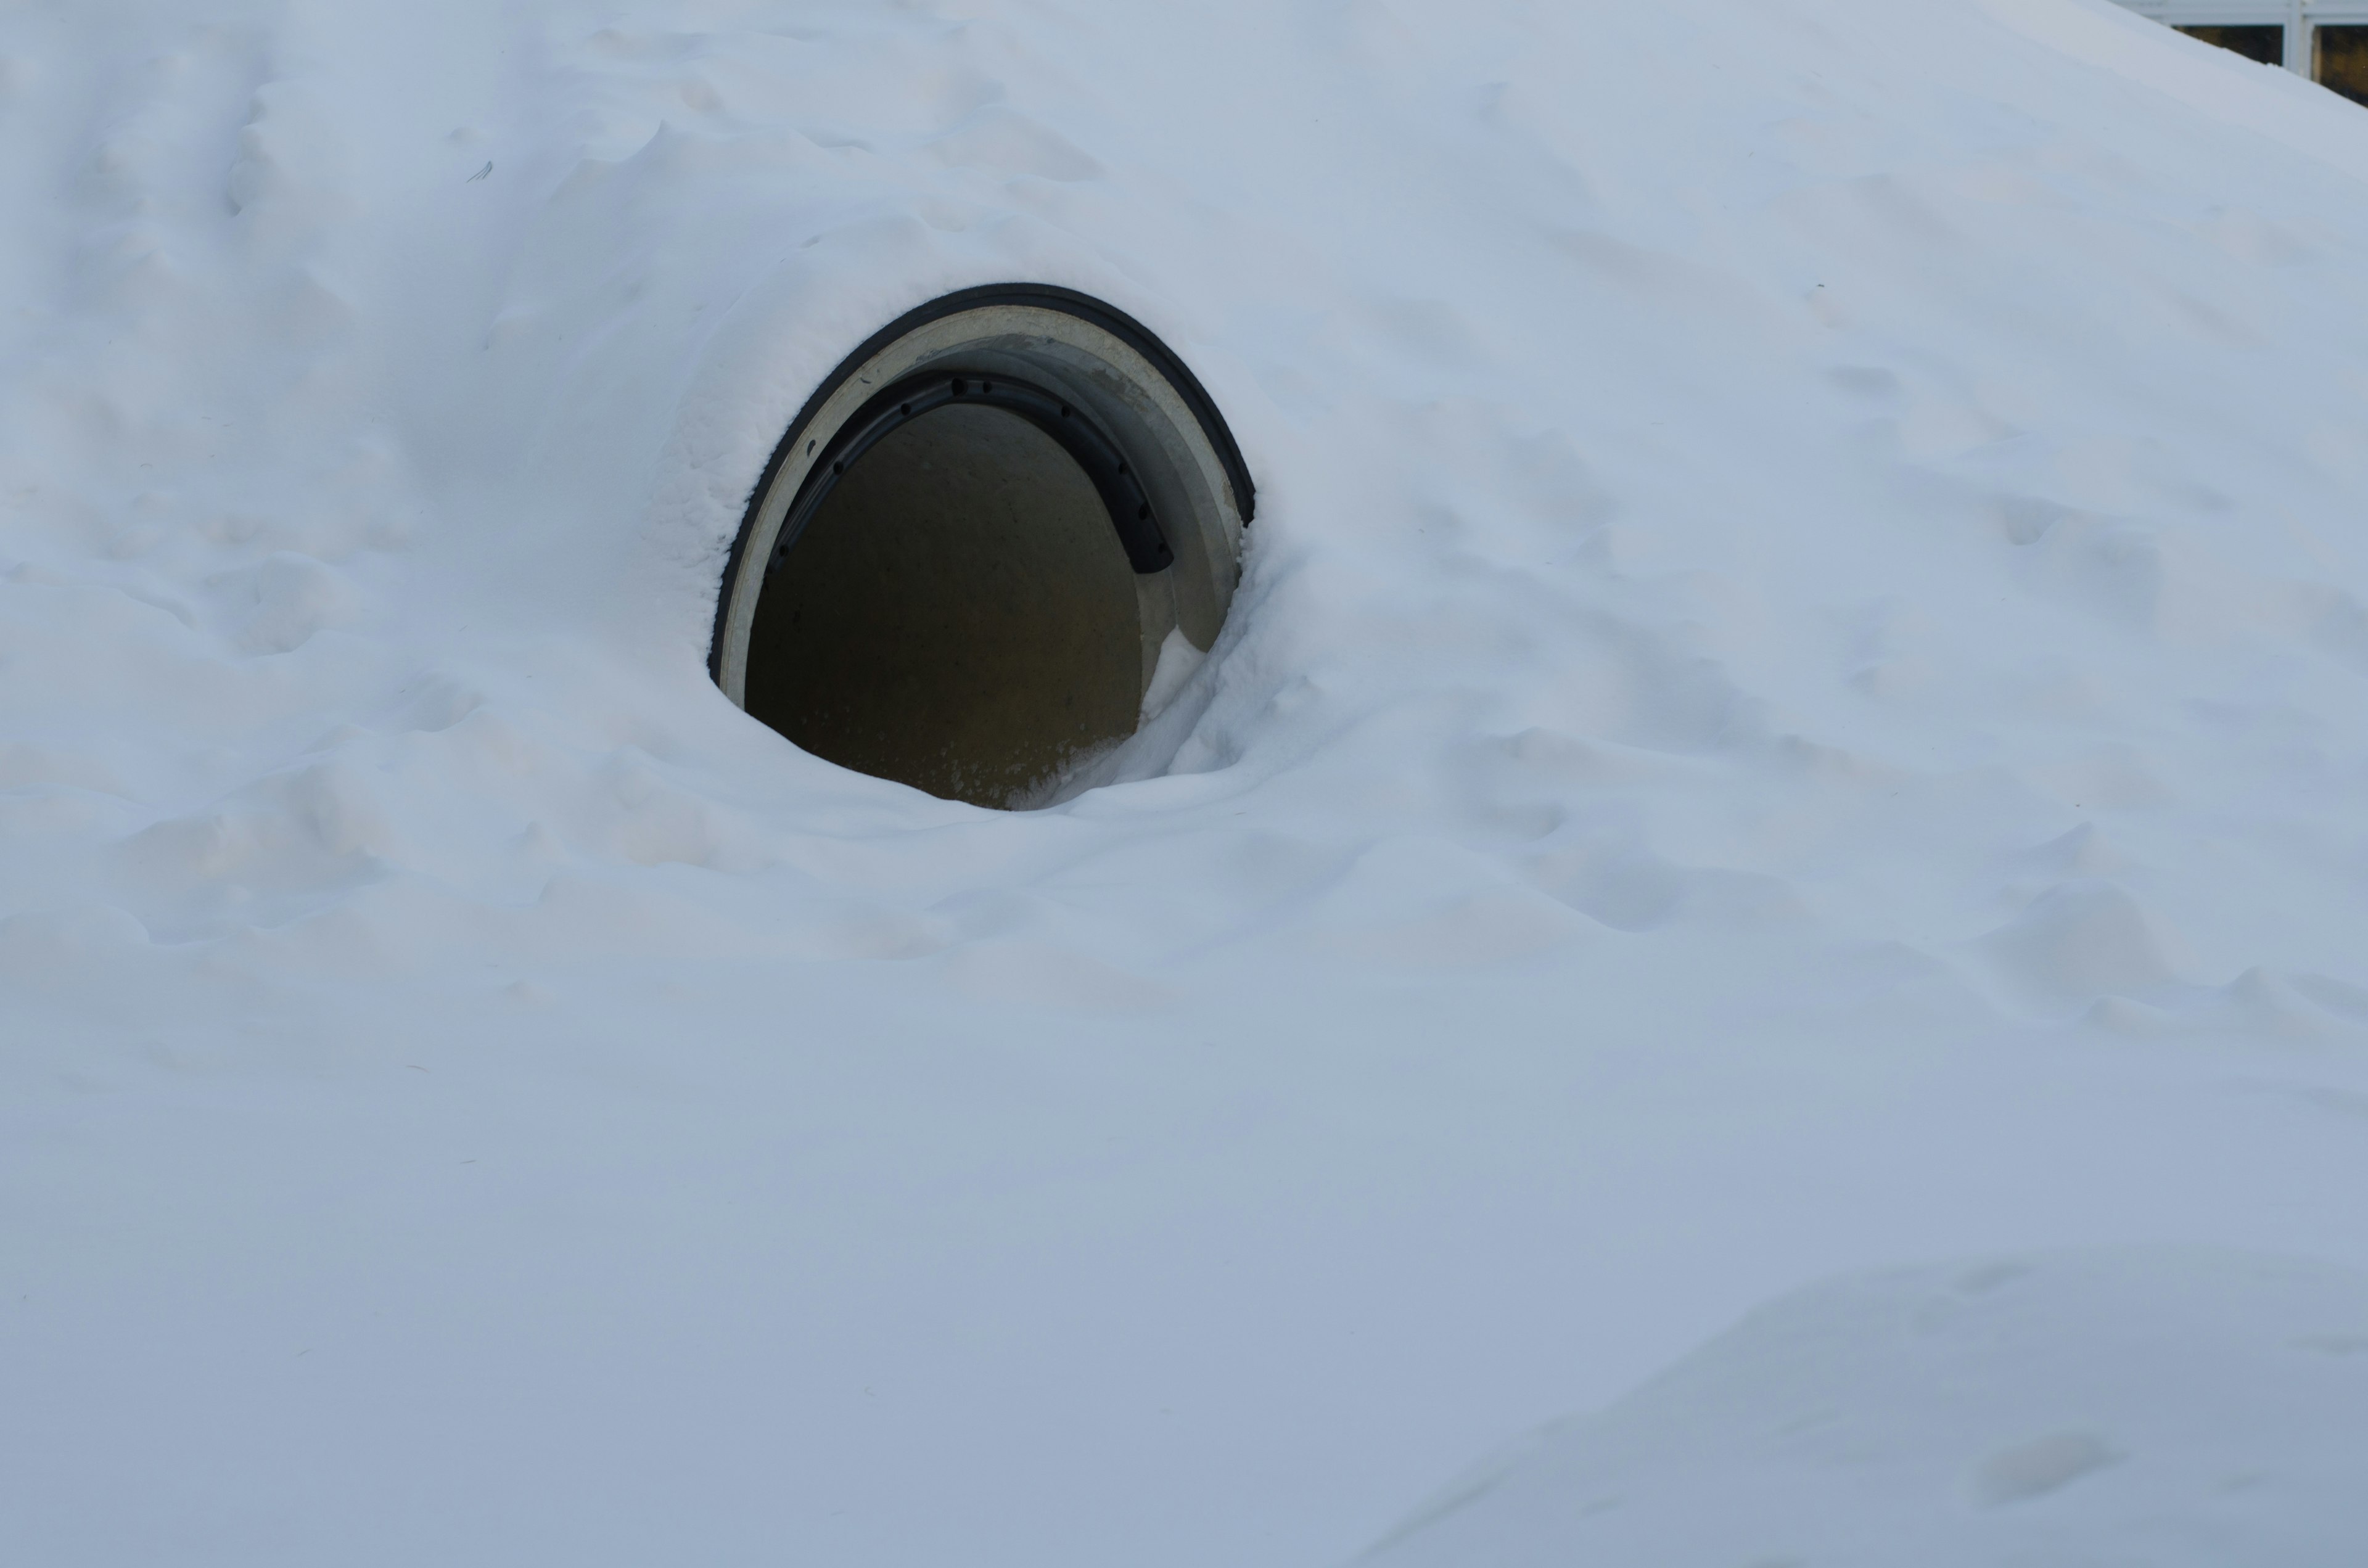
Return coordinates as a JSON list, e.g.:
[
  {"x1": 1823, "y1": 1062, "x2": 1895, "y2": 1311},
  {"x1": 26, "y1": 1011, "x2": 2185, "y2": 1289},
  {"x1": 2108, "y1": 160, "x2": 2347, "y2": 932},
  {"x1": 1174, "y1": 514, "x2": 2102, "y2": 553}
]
[
  {"x1": 1360, "y1": 1248, "x2": 2368, "y2": 1566},
  {"x1": 7, "y1": 0, "x2": 2368, "y2": 1563}
]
